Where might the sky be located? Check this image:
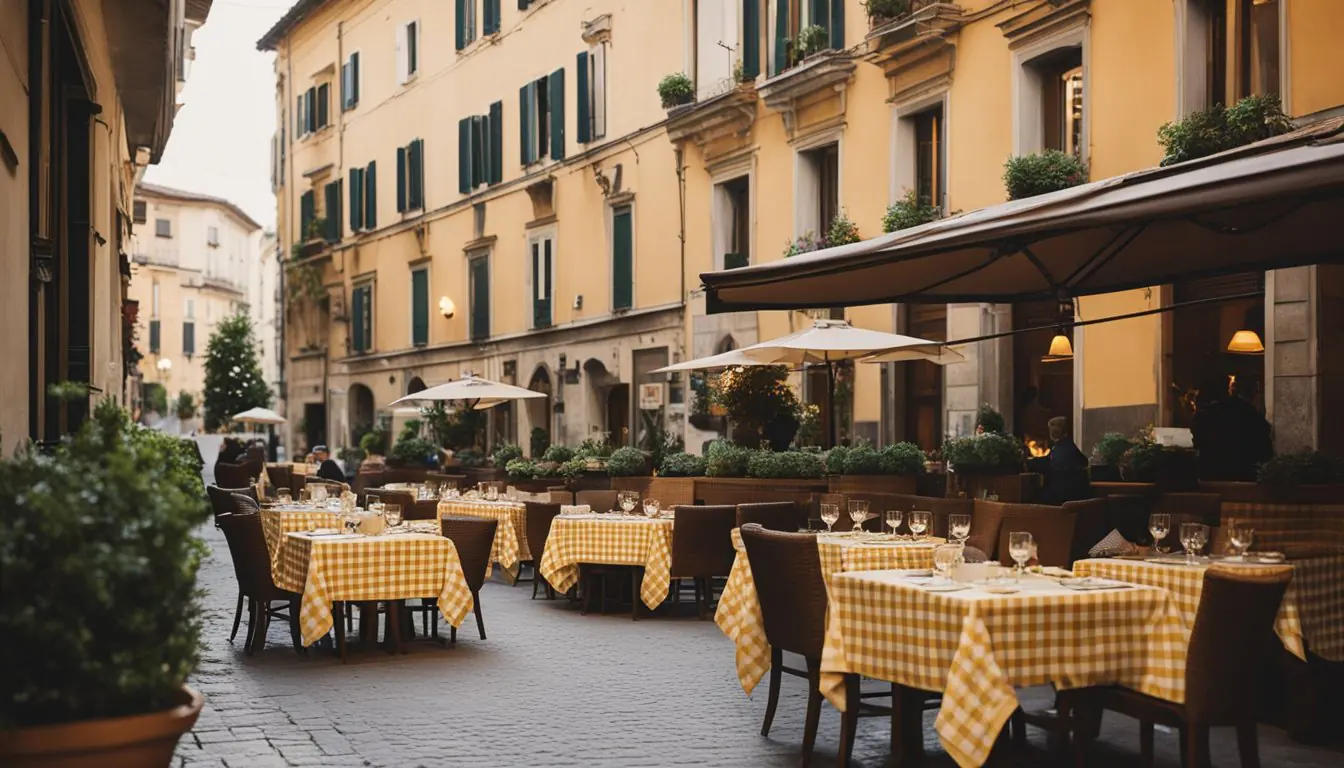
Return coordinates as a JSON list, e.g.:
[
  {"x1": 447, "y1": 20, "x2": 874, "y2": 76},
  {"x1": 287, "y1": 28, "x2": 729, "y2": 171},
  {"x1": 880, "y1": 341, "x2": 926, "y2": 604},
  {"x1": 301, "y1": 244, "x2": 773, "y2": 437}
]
[{"x1": 142, "y1": 0, "x2": 295, "y2": 230}]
